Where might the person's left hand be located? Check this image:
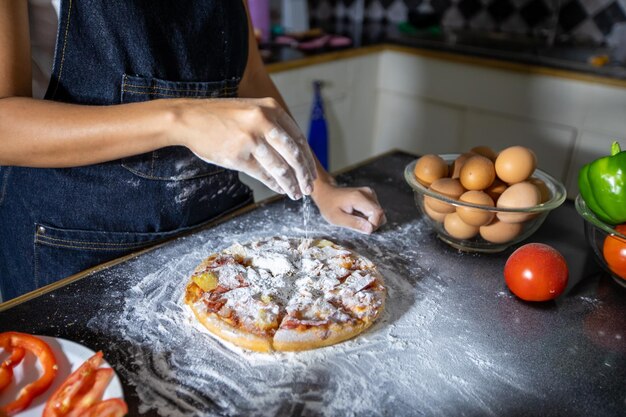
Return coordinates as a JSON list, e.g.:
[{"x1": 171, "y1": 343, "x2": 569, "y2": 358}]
[{"x1": 312, "y1": 182, "x2": 387, "y2": 234}]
